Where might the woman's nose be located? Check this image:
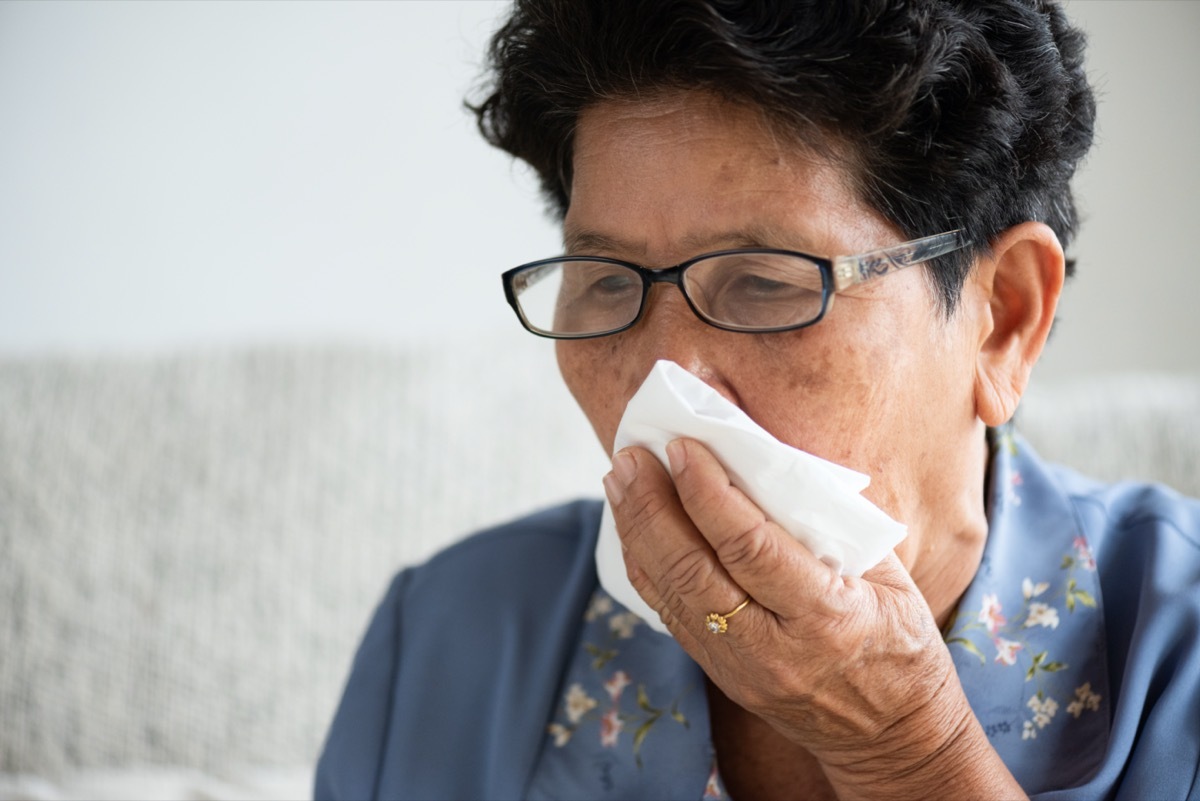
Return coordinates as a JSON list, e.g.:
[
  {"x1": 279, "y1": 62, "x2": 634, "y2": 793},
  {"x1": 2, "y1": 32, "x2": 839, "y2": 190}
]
[{"x1": 622, "y1": 285, "x2": 735, "y2": 403}]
